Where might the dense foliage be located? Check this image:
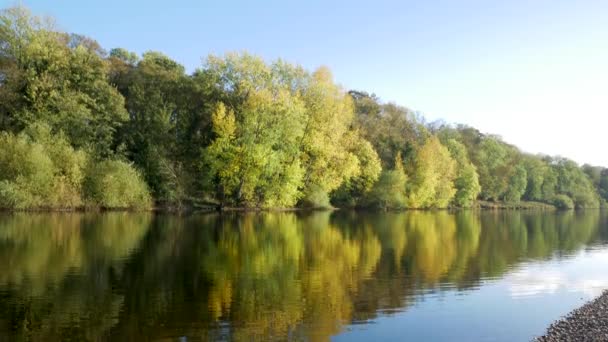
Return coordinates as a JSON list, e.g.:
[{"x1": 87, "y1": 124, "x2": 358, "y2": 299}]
[{"x1": 0, "y1": 6, "x2": 605, "y2": 209}]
